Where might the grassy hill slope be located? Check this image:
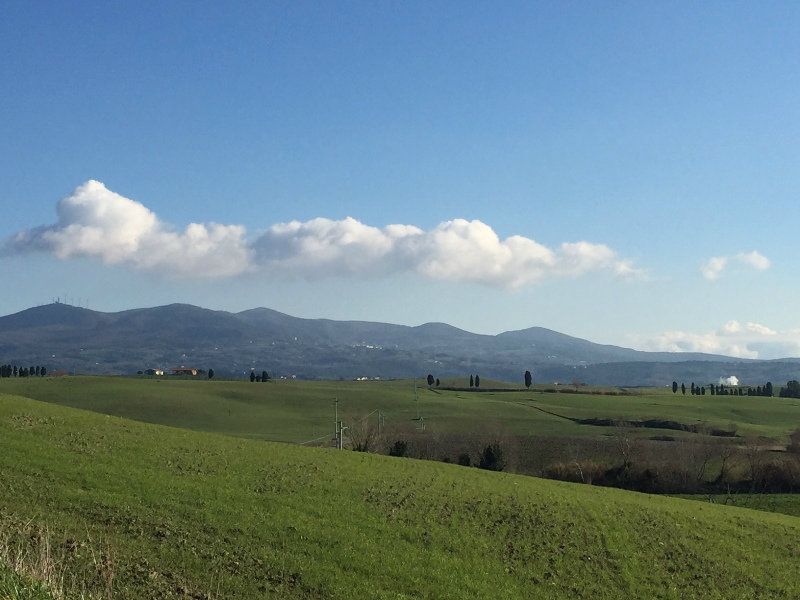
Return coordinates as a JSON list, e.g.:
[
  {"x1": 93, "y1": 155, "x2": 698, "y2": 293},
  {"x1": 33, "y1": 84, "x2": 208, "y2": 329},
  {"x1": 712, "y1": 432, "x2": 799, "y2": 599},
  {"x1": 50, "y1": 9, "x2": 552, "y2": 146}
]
[{"x1": 1, "y1": 393, "x2": 799, "y2": 599}]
